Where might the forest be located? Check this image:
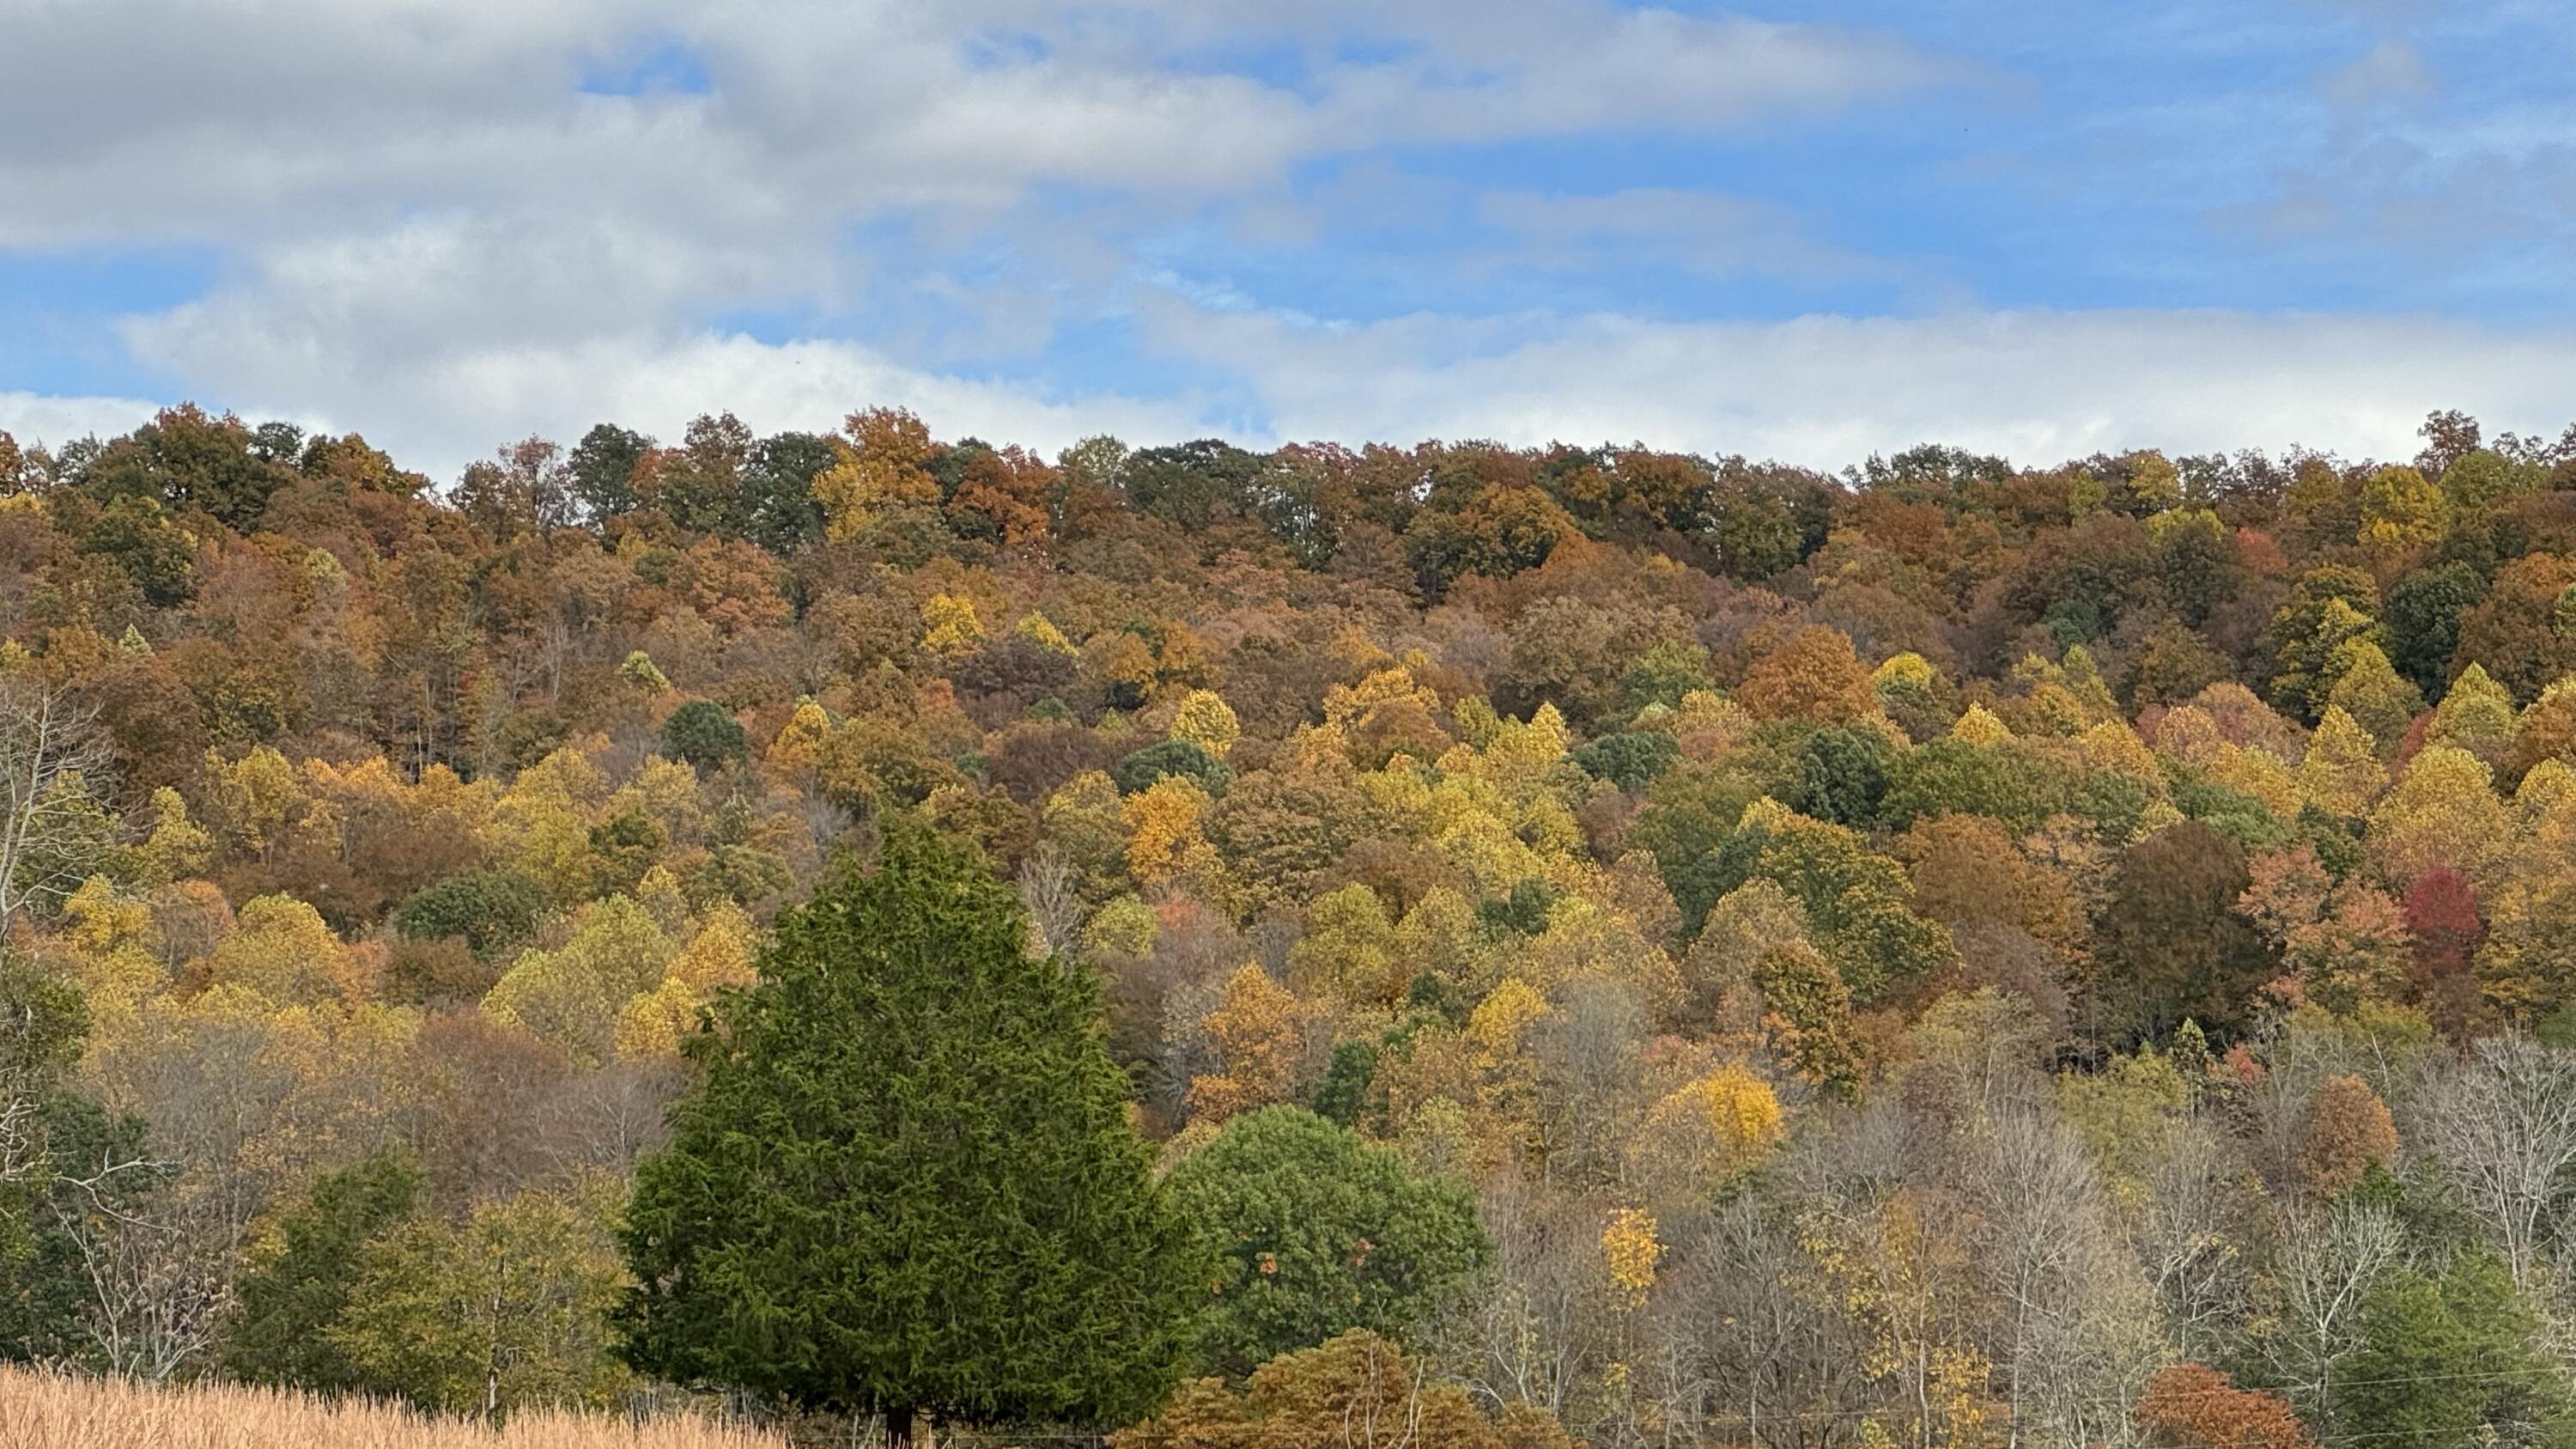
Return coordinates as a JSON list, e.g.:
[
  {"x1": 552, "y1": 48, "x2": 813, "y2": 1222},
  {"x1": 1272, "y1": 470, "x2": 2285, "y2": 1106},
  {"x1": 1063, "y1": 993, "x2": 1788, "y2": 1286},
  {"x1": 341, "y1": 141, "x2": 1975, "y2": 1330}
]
[{"x1": 5, "y1": 400, "x2": 2576, "y2": 1448}]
